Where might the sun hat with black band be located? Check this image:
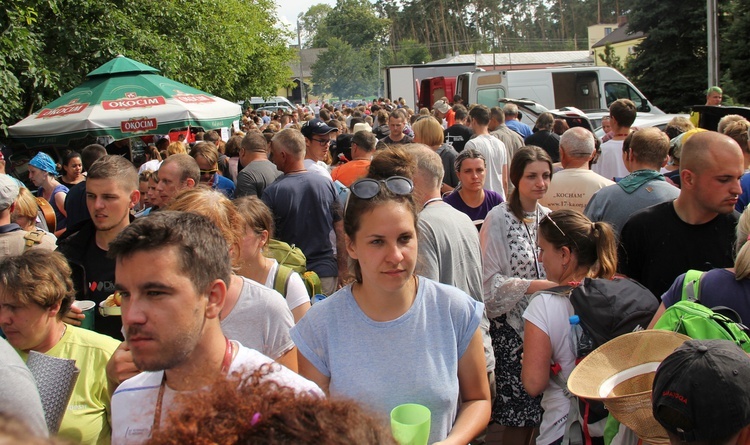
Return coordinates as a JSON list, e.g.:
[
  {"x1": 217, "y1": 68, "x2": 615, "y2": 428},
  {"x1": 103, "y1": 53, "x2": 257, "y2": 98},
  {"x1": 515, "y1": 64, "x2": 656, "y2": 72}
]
[
  {"x1": 301, "y1": 118, "x2": 336, "y2": 139},
  {"x1": 652, "y1": 339, "x2": 750, "y2": 442}
]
